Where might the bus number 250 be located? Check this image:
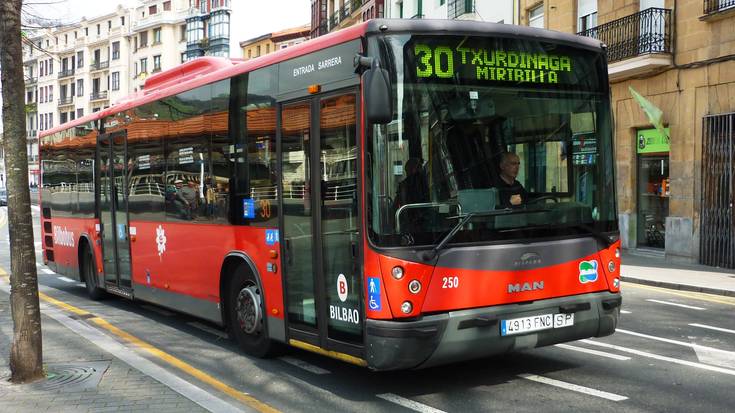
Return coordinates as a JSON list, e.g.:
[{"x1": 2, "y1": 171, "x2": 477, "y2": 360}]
[{"x1": 442, "y1": 276, "x2": 459, "y2": 289}]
